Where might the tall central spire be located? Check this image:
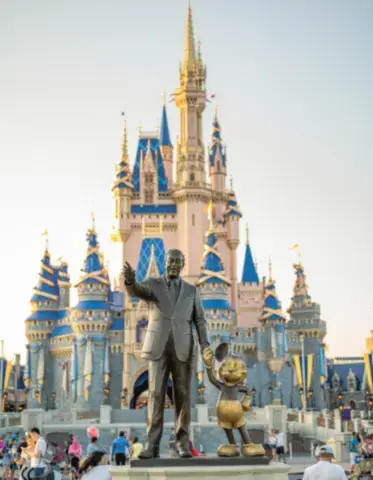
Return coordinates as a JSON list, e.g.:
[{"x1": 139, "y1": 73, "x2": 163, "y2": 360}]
[{"x1": 183, "y1": 1, "x2": 196, "y2": 72}]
